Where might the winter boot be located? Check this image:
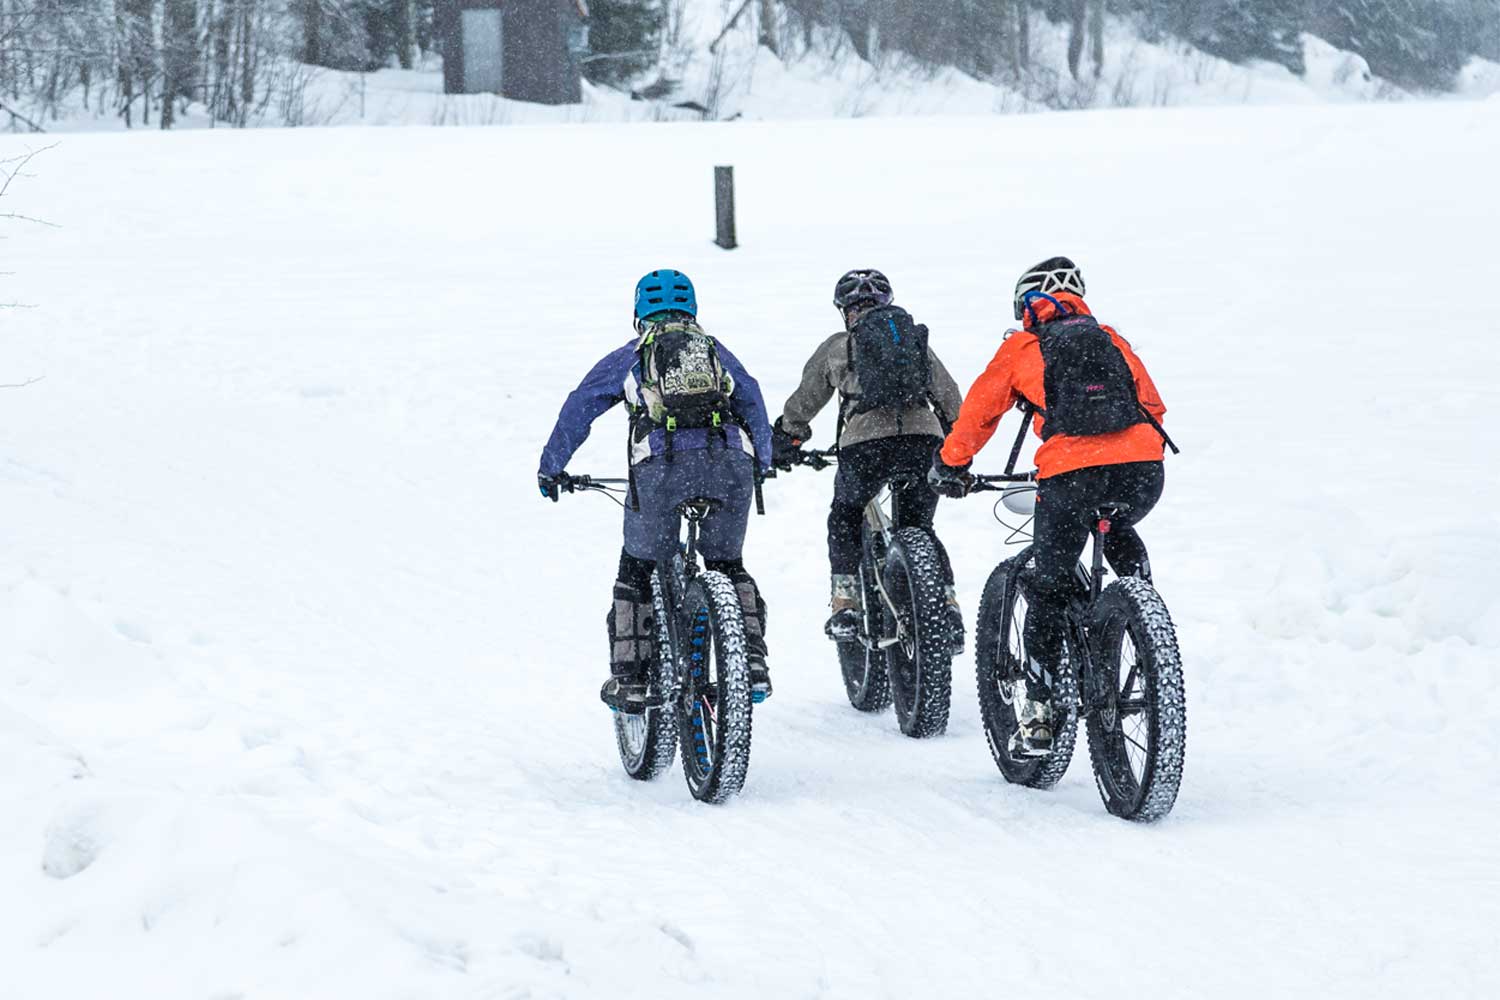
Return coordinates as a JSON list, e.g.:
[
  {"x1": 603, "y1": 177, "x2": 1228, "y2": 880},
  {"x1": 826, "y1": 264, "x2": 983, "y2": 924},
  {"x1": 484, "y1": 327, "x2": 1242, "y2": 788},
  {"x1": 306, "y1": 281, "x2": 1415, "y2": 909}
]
[
  {"x1": 731, "y1": 575, "x2": 772, "y2": 703},
  {"x1": 1008, "y1": 658, "x2": 1055, "y2": 758},
  {"x1": 826, "y1": 573, "x2": 862, "y2": 642},
  {"x1": 601, "y1": 583, "x2": 660, "y2": 714},
  {"x1": 944, "y1": 584, "x2": 966, "y2": 656}
]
